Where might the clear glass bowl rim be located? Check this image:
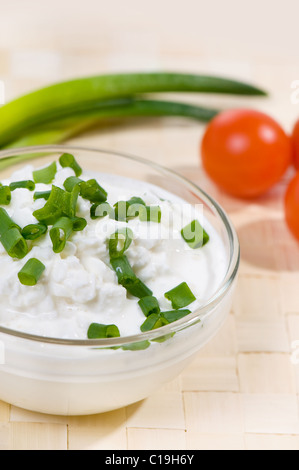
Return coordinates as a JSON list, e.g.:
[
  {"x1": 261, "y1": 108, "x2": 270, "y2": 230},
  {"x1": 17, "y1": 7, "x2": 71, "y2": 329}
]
[{"x1": 0, "y1": 145, "x2": 240, "y2": 347}]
